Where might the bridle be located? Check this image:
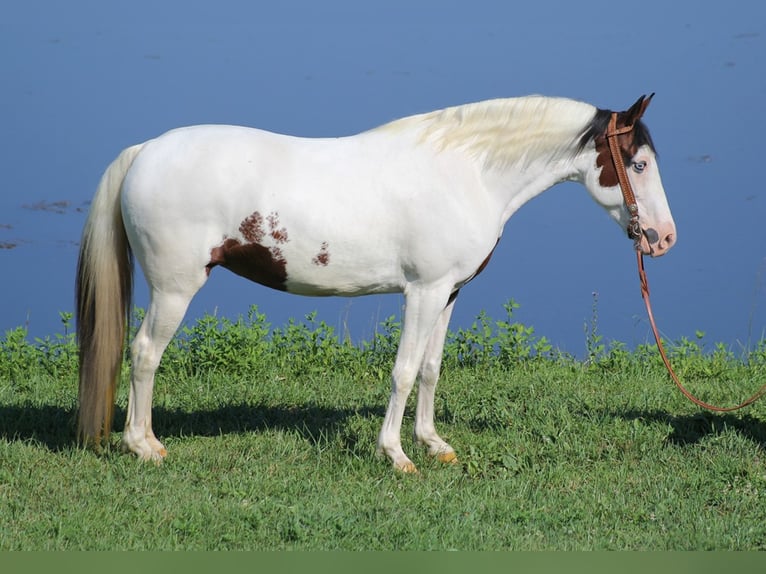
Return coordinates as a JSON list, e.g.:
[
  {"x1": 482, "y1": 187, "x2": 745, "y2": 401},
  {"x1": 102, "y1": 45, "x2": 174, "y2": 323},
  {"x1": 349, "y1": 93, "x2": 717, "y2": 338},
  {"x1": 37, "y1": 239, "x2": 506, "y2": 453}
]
[
  {"x1": 605, "y1": 112, "x2": 766, "y2": 412},
  {"x1": 606, "y1": 113, "x2": 643, "y2": 249}
]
